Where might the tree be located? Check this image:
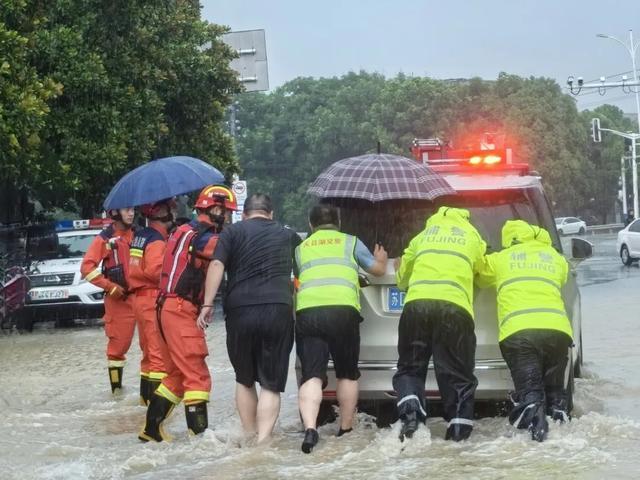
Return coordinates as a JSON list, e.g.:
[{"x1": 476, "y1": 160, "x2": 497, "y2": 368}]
[
  {"x1": 580, "y1": 105, "x2": 634, "y2": 223},
  {"x1": 5, "y1": 0, "x2": 240, "y2": 216},
  {"x1": 235, "y1": 71, "x2": 598, "y2": 229},
  {"x1": 0, "y1": 0, "x2": 61, "y2": 222}
]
